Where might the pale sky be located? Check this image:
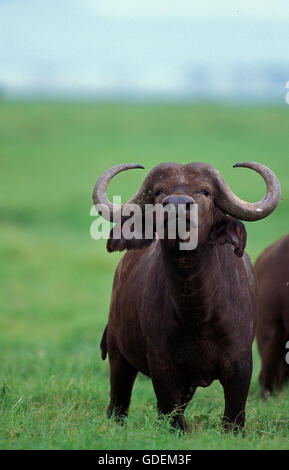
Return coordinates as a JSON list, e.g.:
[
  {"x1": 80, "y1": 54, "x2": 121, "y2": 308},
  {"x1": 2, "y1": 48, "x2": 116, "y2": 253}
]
[{"x1": 0, "y1": 1, "x2": 288, "y2": 100}]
